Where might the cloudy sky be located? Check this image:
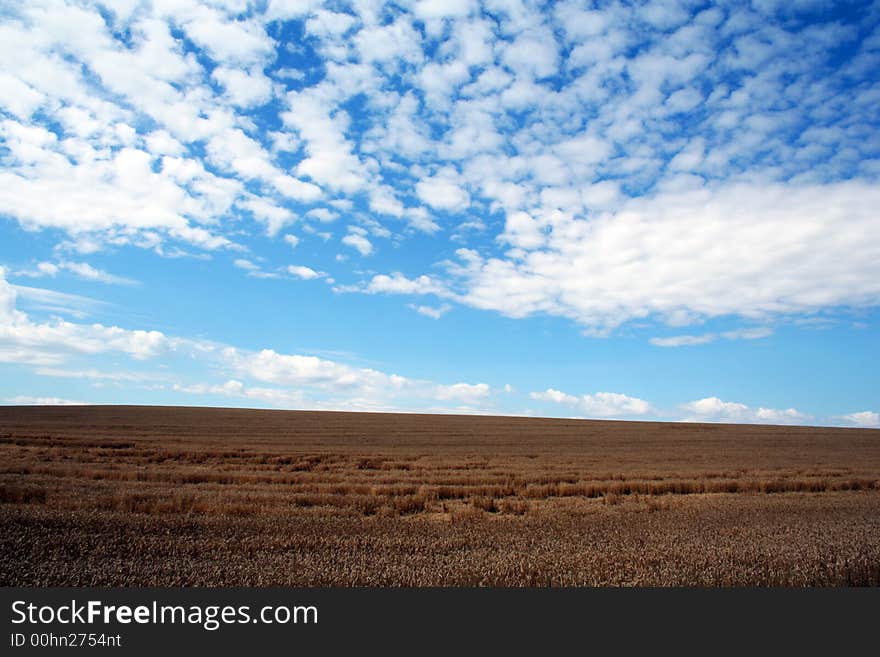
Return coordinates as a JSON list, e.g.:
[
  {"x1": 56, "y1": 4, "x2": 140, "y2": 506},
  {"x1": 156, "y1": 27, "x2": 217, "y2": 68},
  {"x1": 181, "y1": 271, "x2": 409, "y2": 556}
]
[{"x1": 0, "y1": 0, "x2": 878, "y2": 427}]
